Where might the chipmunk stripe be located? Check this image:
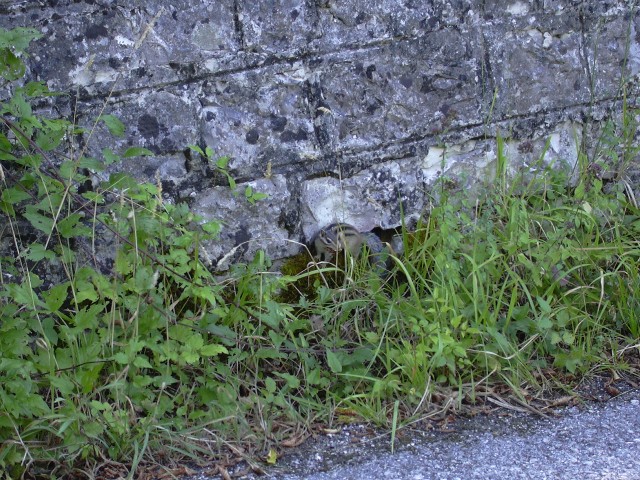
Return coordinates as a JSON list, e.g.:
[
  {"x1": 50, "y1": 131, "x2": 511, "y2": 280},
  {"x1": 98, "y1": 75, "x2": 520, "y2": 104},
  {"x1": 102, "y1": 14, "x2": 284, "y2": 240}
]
[{"x1": 328, "y1": 224, "x2": 358, "y2": 235}]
